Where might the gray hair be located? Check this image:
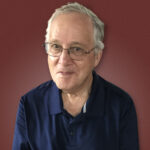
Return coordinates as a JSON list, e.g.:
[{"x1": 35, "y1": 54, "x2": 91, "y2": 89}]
[{"x1": 45, "y1": 2, "x2": 105, "y2": 52}]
